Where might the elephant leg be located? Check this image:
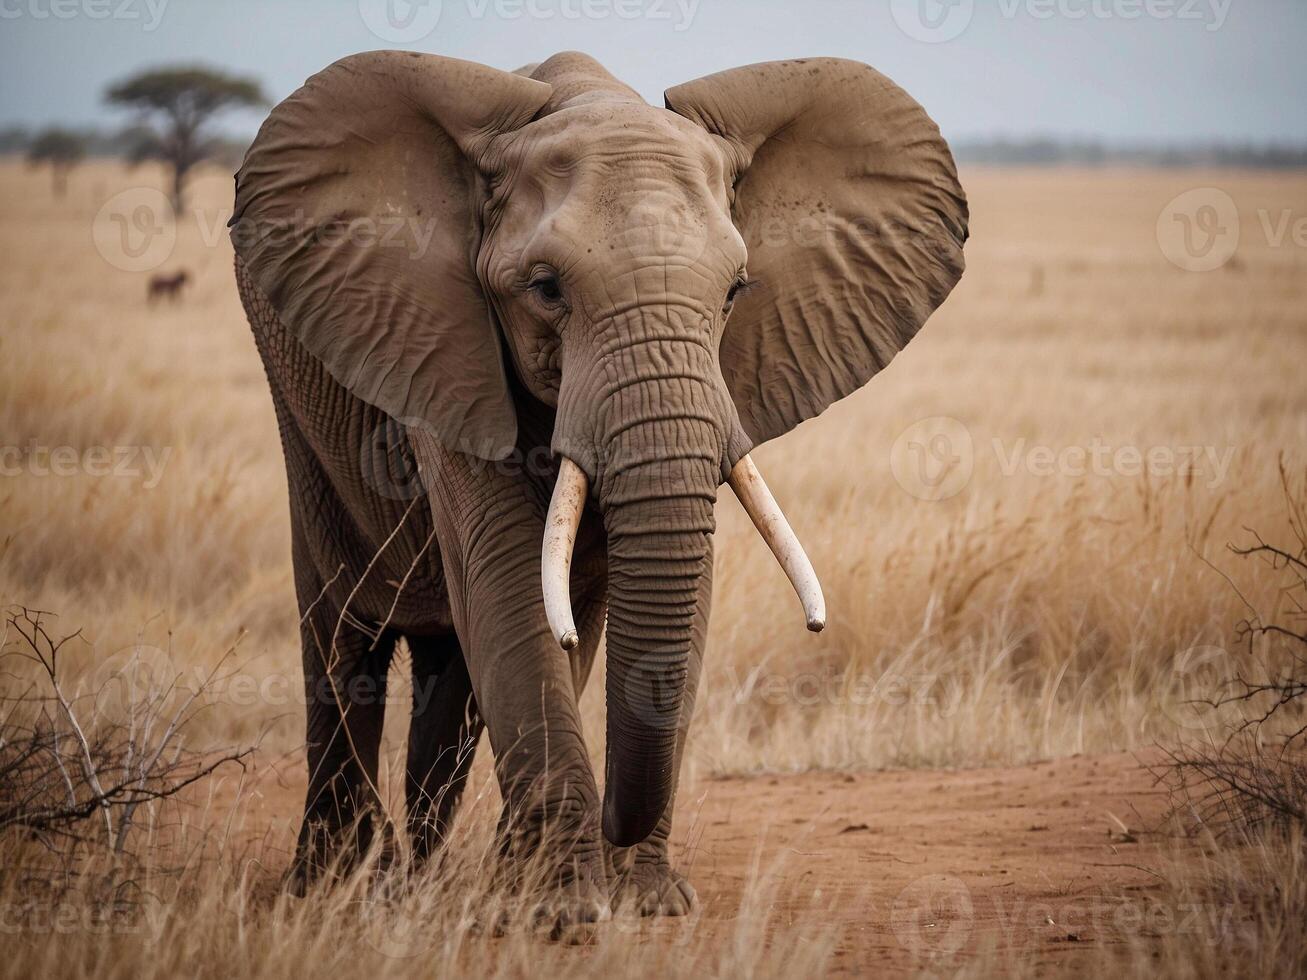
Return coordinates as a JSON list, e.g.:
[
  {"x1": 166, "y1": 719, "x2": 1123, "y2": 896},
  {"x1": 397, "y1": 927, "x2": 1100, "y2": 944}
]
[
  {"x1": 291, "y1": 595, "x2": 395, "y2": 894},
  {"x1": 412, "y1": 433, "x2": 607, "y2": 936},
  {"x1": 404, "y1": 632, "x2": 483, "y2": 865},
  {"x1": 607, "y1": 539, "x2": 711, "y2": 917}
]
